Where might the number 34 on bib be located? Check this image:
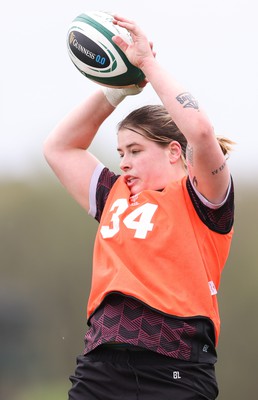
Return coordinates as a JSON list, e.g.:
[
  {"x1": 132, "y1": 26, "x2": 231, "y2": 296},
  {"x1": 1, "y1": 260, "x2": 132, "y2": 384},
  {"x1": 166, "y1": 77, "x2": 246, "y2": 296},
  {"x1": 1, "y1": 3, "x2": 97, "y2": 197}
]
[{"x1": 100, "y1": 199, "x2": 158, "y2": 239}]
